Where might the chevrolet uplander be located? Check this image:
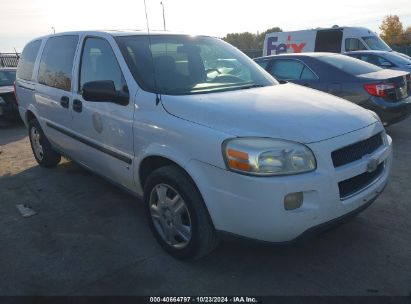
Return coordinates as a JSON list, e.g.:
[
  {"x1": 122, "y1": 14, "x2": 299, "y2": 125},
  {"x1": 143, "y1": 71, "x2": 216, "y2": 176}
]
[{"x1": 15, "y1": 31, "x2": 393, "y2": 259}]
